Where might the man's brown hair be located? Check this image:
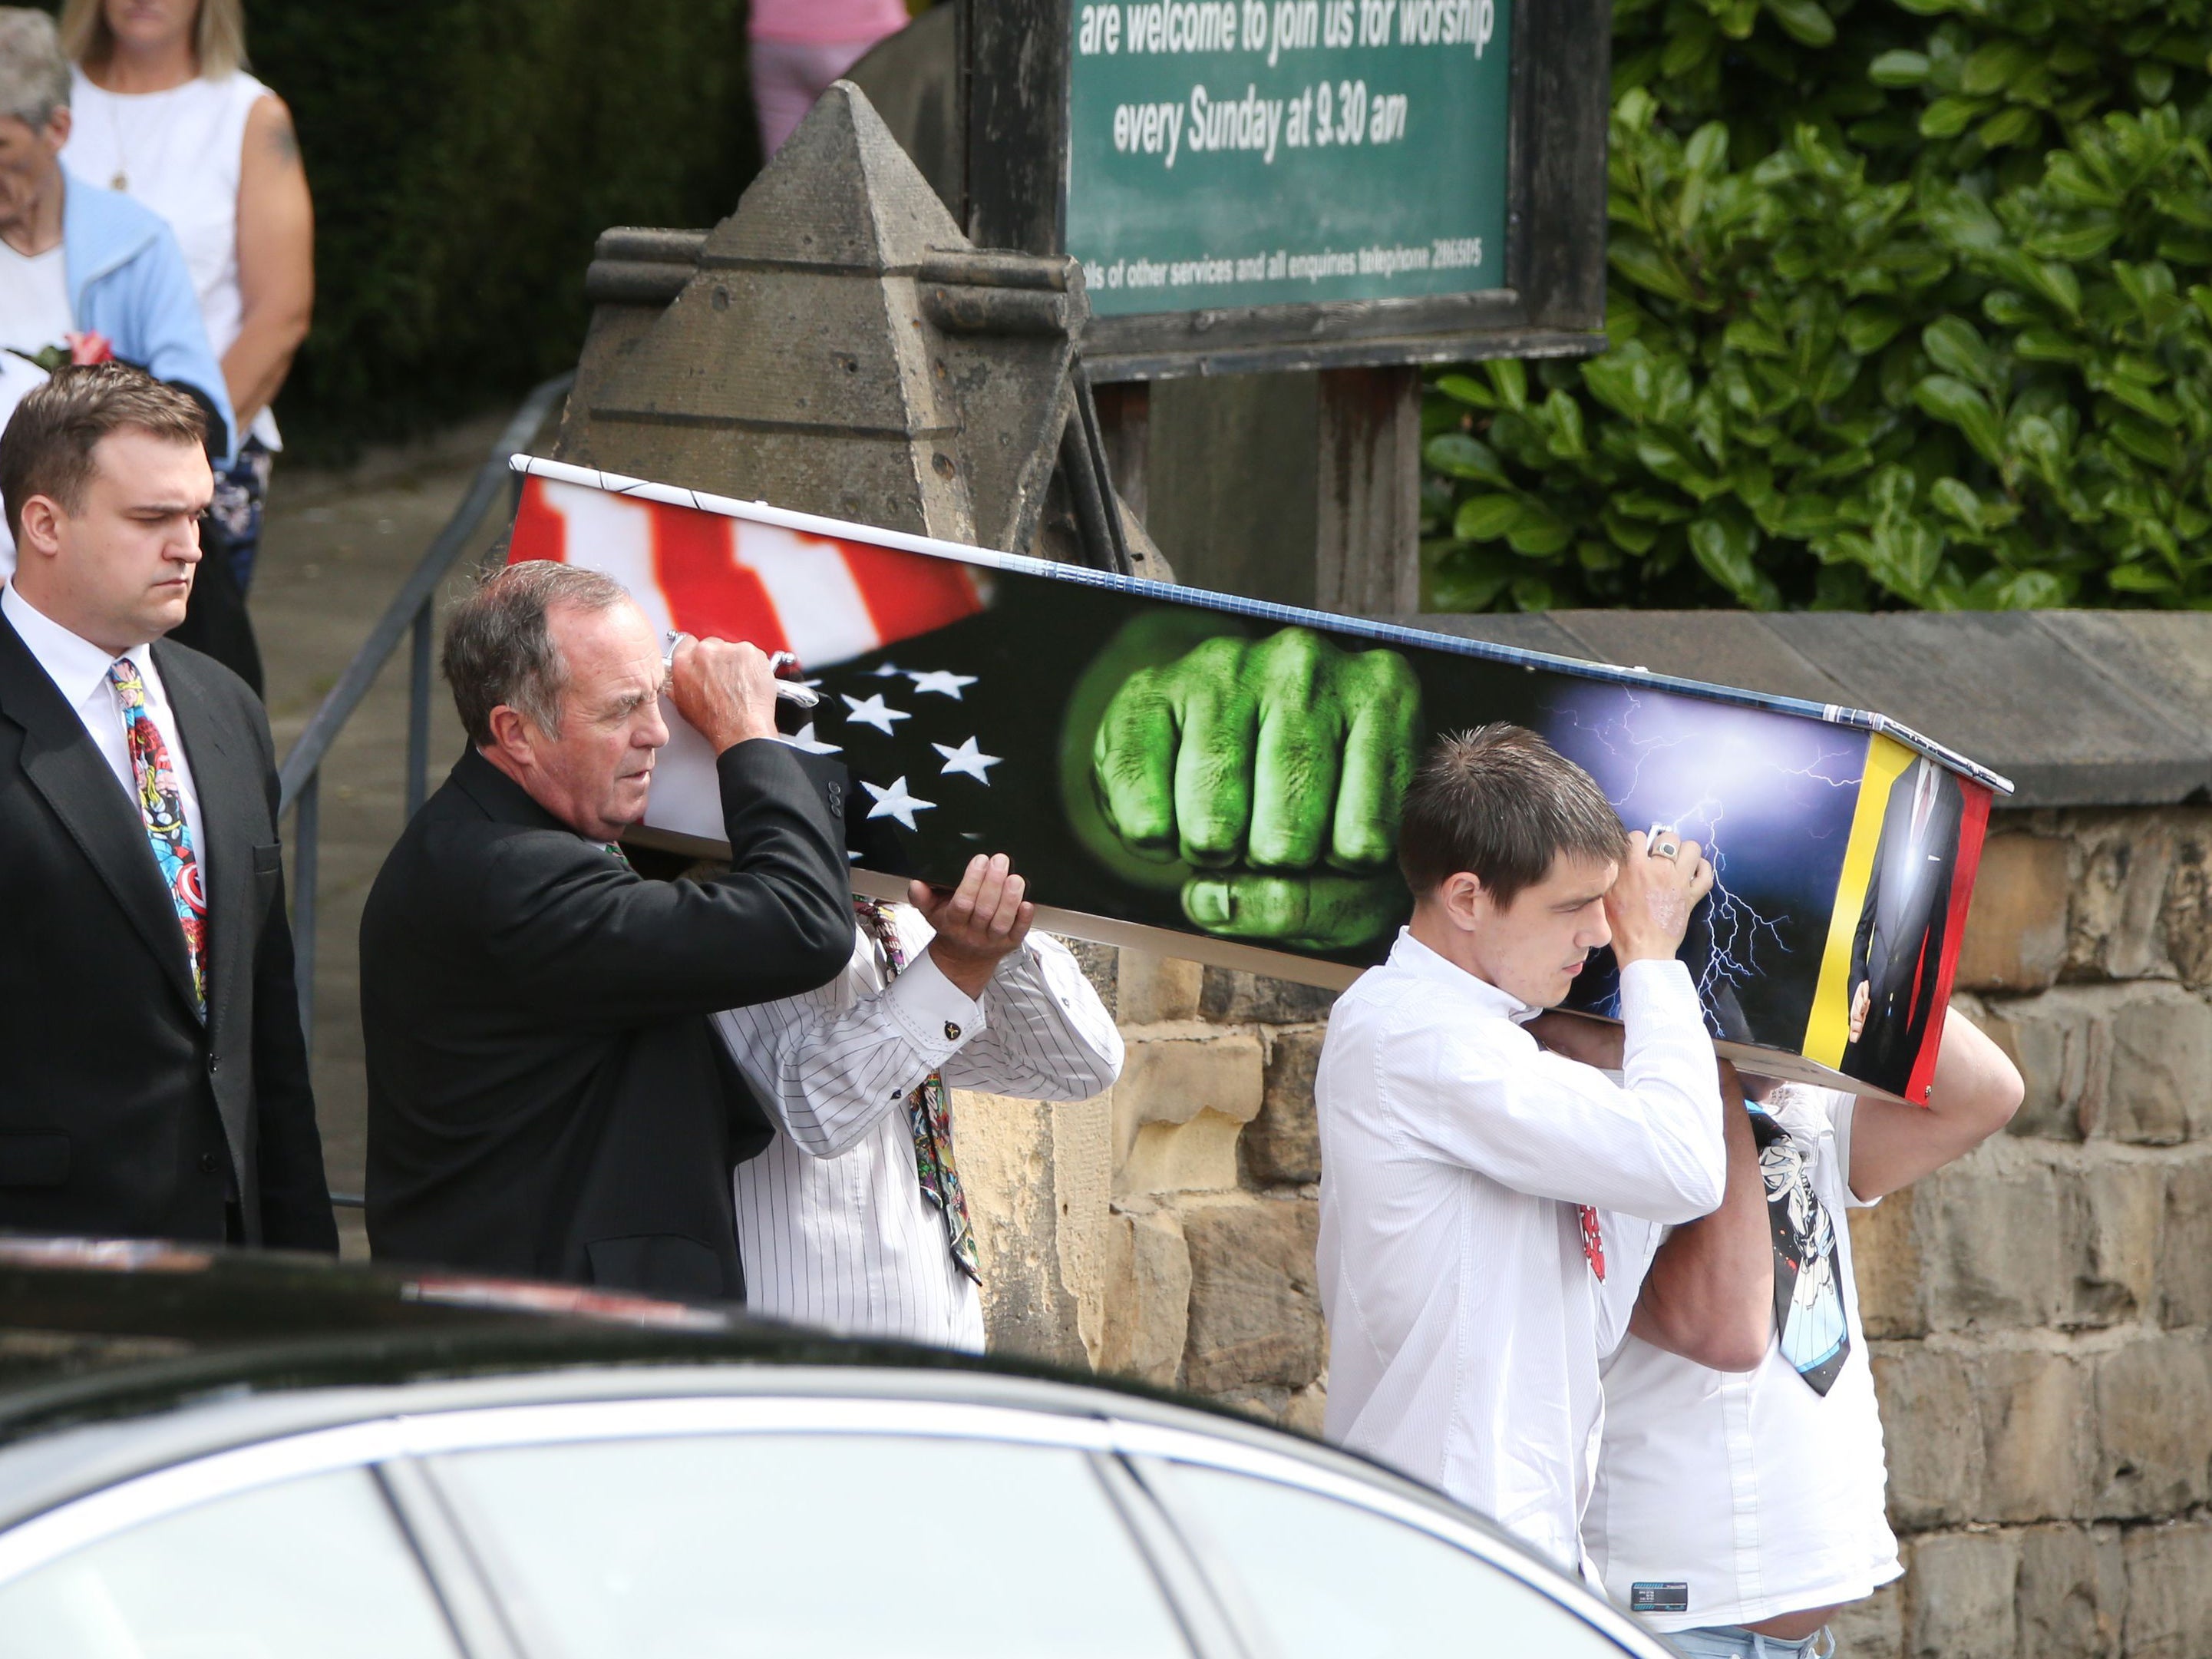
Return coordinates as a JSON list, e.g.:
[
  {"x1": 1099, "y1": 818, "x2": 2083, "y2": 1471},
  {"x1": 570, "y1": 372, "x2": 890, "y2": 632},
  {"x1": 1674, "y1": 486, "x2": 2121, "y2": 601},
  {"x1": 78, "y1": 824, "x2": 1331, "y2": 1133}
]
[
  {"x1": 0, "y1": 363, "x2": 209, "y2": 543},
  {"x1": 1397, "y1": 723, "x2": 1627, "y2": 907}
]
